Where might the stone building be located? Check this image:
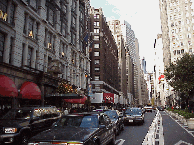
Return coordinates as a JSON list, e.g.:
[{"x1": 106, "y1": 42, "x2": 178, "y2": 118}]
[{"x1": 0, "y1": 0, "x2": 90, "y2": 108}]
